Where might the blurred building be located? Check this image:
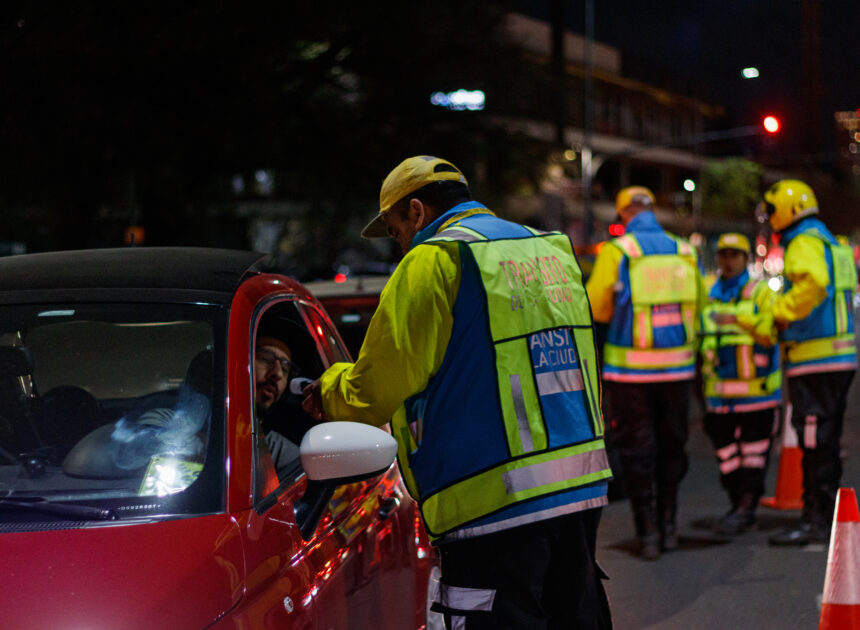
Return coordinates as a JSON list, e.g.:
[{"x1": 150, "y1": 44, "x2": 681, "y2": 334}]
[
  {"x1": 491, "y1": 12, "x2": 728, "y2": 241},
  {"x1": 835, "y1": 110, "x2": 860, "y2": 186}
]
